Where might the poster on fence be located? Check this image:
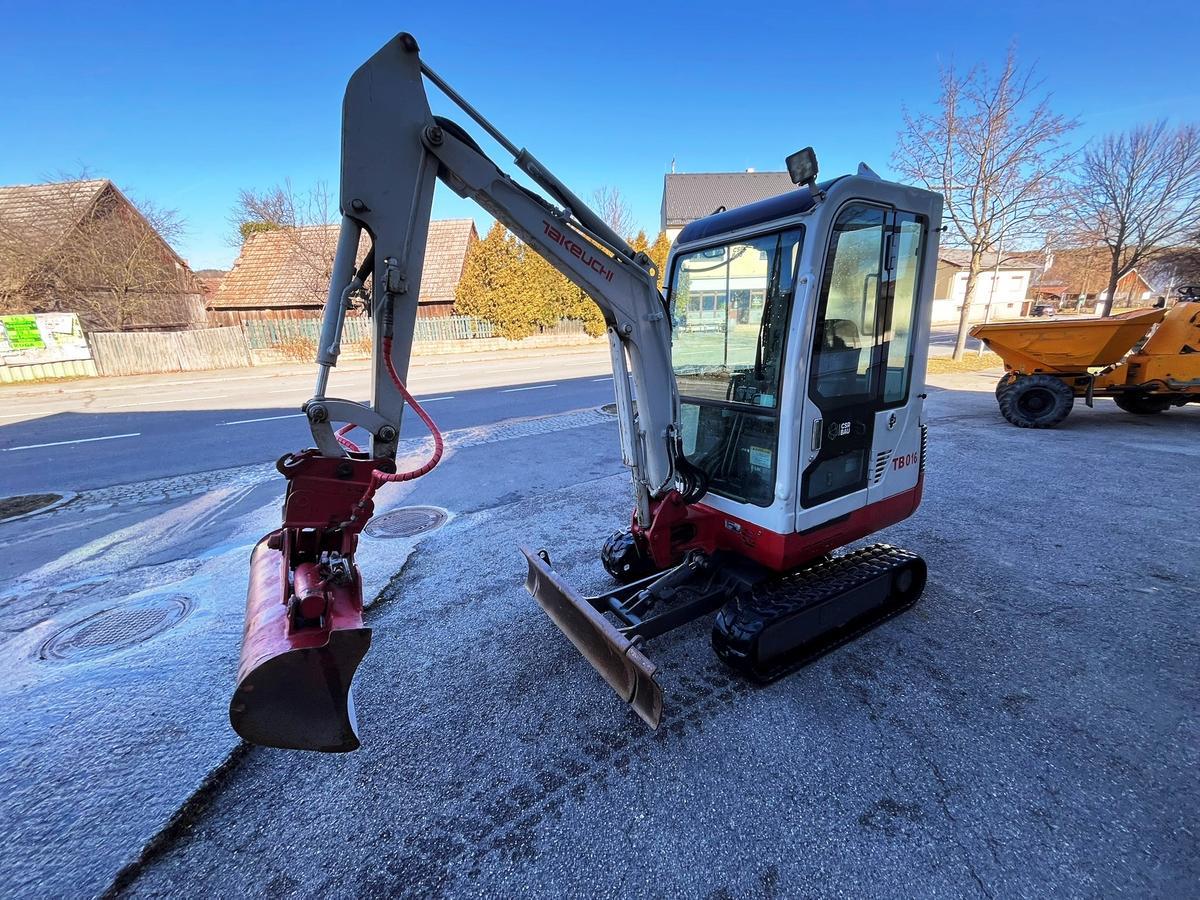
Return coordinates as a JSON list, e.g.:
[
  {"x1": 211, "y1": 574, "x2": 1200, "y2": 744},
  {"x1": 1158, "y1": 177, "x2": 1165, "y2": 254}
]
[{"x1": 0, "y1": 313, "x2": 92, "y2": 365}]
